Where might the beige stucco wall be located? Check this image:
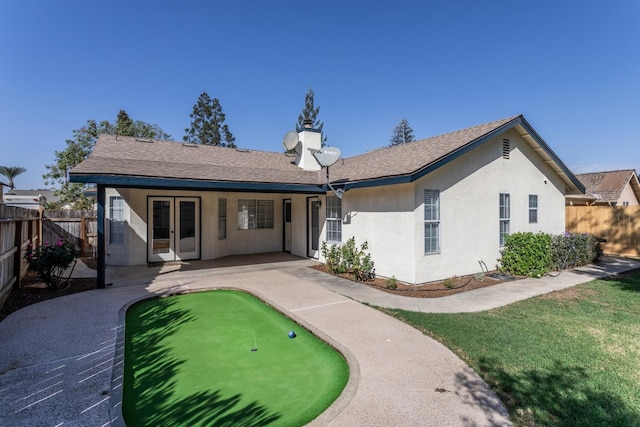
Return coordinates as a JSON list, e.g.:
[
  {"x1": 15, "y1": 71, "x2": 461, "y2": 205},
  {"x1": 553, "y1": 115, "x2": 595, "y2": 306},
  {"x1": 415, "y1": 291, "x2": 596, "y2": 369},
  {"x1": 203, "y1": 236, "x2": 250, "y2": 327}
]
[
  {"x1": 105, "y1": 188, "x2": 311, "y2": 266},
  {"x1": 617, "y1": 182, "x2": 639, "y2": 206},
  {"x1": 317, "y1": 184, "x2": 416, "y2": 281},
  {"x1": 104, "y1": 129, "x2": 568, "y2": 283},
  {"x1": 409, "y1": 129, "x2": 566, "y2": 283},
  {"x1": 317, "y1": 129, "x2": 568, "y2": 284}
]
